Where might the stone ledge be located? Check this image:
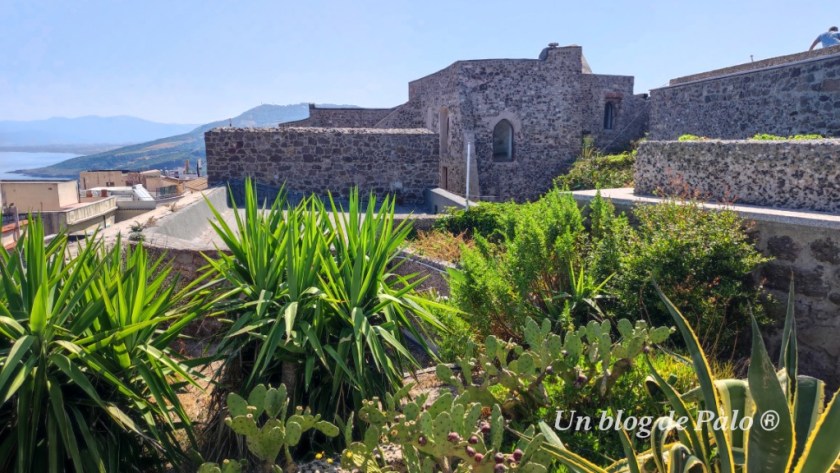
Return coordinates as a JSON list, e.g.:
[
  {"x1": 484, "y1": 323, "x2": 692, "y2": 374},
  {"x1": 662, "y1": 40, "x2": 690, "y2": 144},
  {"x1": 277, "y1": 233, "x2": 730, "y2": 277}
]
[
  {"x1": 571, "y1": 187, "x2": 840, "y2": 230},
  {"x1": 207, "y1": 126, "x2": 435, "y2": 135},
  {"x1": 666, "y1": 45, "x2": 840, "y2": 87}
]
